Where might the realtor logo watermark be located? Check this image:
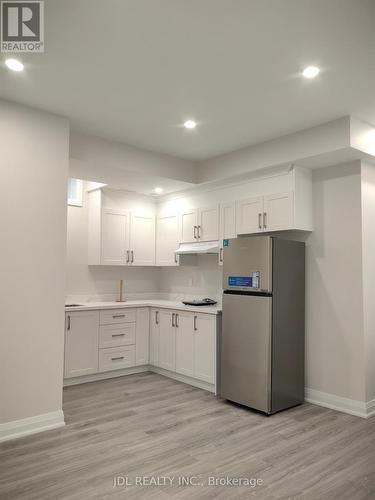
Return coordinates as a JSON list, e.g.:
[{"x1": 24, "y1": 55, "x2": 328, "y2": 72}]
[{"x1": 1, "y1": 1, "x2": 44, "y2": 52}]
